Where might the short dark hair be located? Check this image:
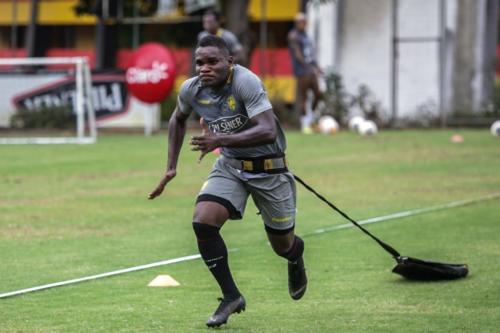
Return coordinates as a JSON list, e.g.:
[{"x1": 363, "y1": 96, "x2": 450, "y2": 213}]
[
  {"x1": 203, "y1": 9, "x2": 220, "y2": 22},
  {"x1": 197, "y1": 35, "x2": 230, "y2": 56}
]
